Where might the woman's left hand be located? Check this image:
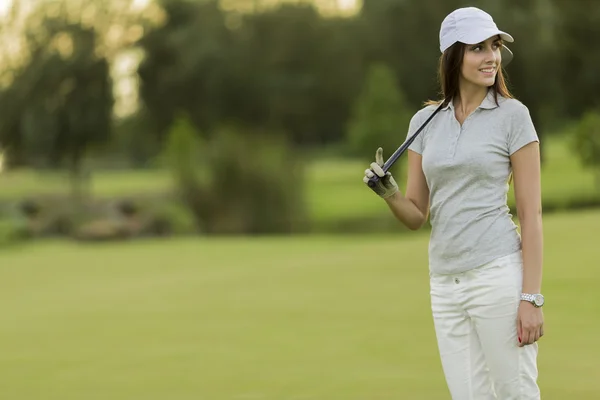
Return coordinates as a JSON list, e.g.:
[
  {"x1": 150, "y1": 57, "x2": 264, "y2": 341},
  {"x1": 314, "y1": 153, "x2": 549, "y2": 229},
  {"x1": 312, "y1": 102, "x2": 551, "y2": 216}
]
[{"x1": 517, "y1": 301, "x2": 544, "y2": 347}]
